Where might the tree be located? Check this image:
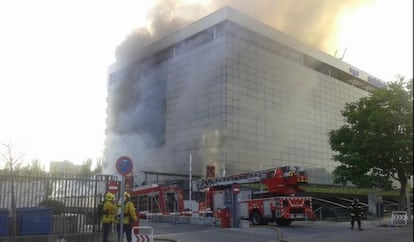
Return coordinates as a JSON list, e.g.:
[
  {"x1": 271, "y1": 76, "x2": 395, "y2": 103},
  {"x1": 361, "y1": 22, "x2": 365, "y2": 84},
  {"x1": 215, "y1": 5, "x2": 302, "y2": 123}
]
[
  {"x1": 80, "y1": 158, "x2": 93, "y2": 176},
  {"x1": 0, "y1": 141, "x2": 26, "y2": 238},
  {"x1": 18, "y1": 159, "x2": 46, "y2": 175},
  {"x1": 92, "y1": 157, "x2": 103, "y2": 175},
  {"x1": 80, "y1": 157, "x2": 104, "y2": 176},
  {"x1": 329, "y1": 78, "x2": 413, "y2": 208},
  {"x1": 0, "y1": 142, "x2": 25, "y2": 171},
  {"x1": 38, "y1": 199, "x2": 65, "y2": 215}
]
